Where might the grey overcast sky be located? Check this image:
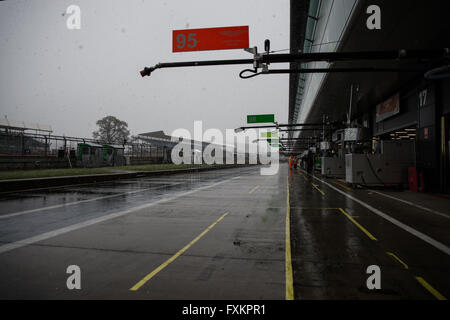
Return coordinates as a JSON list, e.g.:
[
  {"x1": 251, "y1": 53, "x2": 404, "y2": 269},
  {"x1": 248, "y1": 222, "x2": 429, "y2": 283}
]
[{"x1": 0, "y1": 0, "x2": 289, "y2": 139}]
